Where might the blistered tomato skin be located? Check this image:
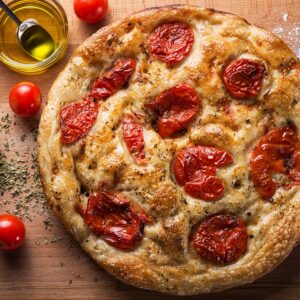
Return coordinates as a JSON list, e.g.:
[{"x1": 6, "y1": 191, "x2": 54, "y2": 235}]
[
  {"x1": 148, "y1": 23, "x2": 194, "y2": 65},
  {"x1": 250, "y1": 126, "x2": 300, "y2": 200},
  {"x1": 88, "y1": 58, "x2": 136, "y2": 102},
  {"x1": 184, "y1": 175, "x2": 225, "y2": 200},
  {"x1": 223, "y1": 58, "x2": 265, "y2": 99},
  {"x1": 0, "y1": 214, "x2": 26, "y2": 251},
  {"x1": 146, "y1": 83, "x2": 200, "y2": 138},
  {"x1": 289, "y1": 151, "x2": 300, "y2": 182},
  {"x1": 193, "y1": 214, "x2": 248, "y2": 264},
  {"x1": 60, "y1": 98, "x2": 98, "y2": 144},
  {"x1": 173, "y1": 146, "x2": 233, "y2": 201},
  {"x1": 122, "y1": 115, "x2": 146, "y2": 164},
  {"x1": 83, "y1": 192, "x2": 151, "y2": 250},
  {"x1": 59, "y1": 58, "x2": 135, "y2": 144}
]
